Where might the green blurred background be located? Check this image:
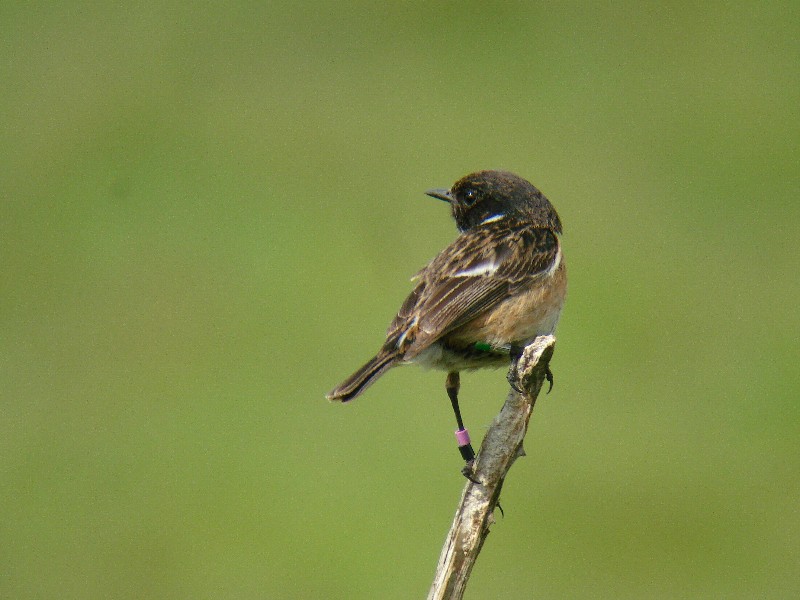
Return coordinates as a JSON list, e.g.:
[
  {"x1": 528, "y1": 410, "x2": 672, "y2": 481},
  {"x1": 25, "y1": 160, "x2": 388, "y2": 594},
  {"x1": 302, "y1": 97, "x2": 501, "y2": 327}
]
[{"x1": 2, "y1": 2, "x2": 798, "y2": 598}]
